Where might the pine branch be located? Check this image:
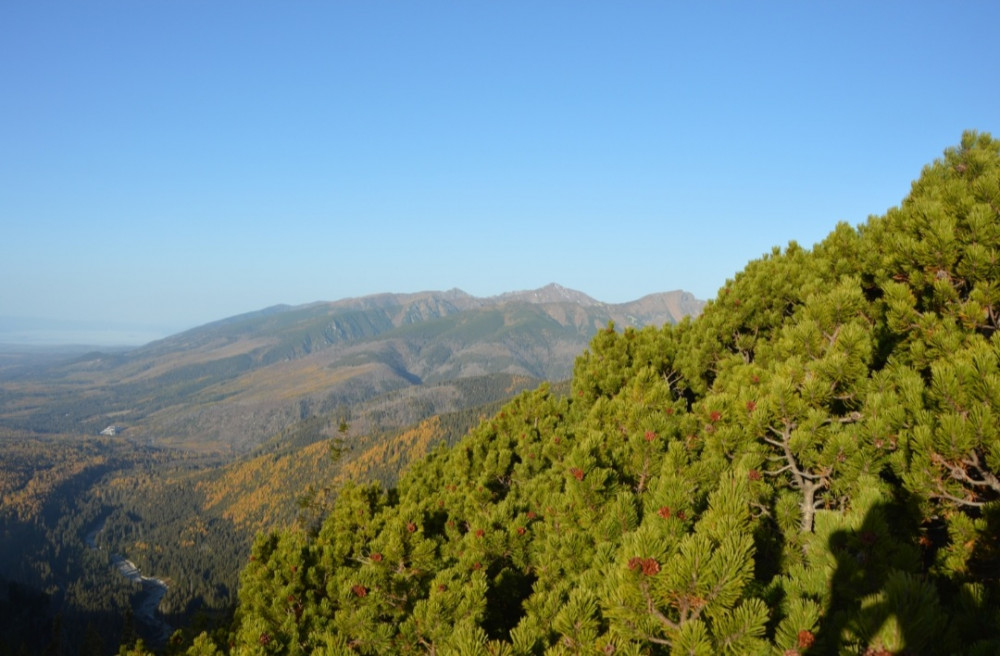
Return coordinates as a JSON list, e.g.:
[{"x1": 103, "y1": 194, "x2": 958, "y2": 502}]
[
  {"x1": 636, "y1": 454, "x2": 651, "y2": 494},
  {"x1": 932, "y1": 450, "x2": 1000, "y2": 503},
  {"x1": 620, "y1": 616, "x2": 673, "y2": 648},
  {"x1": 662, "y1": 369, "x2": 682, "y2": 391},
  {"x1": 985, "y1": 305, "x2": 1000, "y2": 333},
  {"x1": 833, "y1": 411, "x2": 863, "y2": 424},
  {"x1": 416, "y1": 627, "x2": 436, "y2": 654},
  {"x1": 641, "y1": 580, "x2": 678, "y2": 633},
  {"x1": 931, "y1": 486, "x2": 985, "y2": 508},
  {"x1": 824, "y1": 324, "x2": 843, "y2": 347},
  {"x1": 764, "y1": 421, "x2": 824, "y2": 532},
  {"x1": 764, "y1": 425, "x2": 819, "y2": 484},
  {"x1": 964, "y1": 449, "x2": 1000, "y2": 493}
]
